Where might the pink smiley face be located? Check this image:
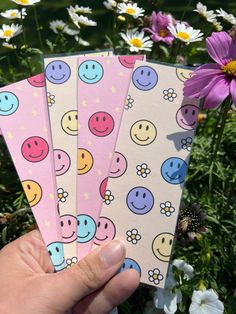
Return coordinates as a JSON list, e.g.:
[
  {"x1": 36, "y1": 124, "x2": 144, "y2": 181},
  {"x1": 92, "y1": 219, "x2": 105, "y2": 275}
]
[
  {"x1": 88, "y1": 111, "x2": 114, "y2": 137},
  {"x1": 53, "y1": 149, "x2": 71, "y2": 176},
  {"x1": 60, "y1": 215, "x2": 77, "y2": 243},
  {"x1": 119, "y1": 55, "x2": 144, "y2": 68},
  {"x1": 21, "y1": 136, "x2": 49, "y2": 162},
  {"x1": 27, "y1": 73, "x2": 46, "y2": 87},
  {"x1": 176, "y1": 105, "x2": 198, "y2": 130},
  {"x1": 94, "y1": 217, "x2": 116, "y2": 246},
  {"x1": 110, "y1": 152, "x2": 127, "y2": 178}
]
